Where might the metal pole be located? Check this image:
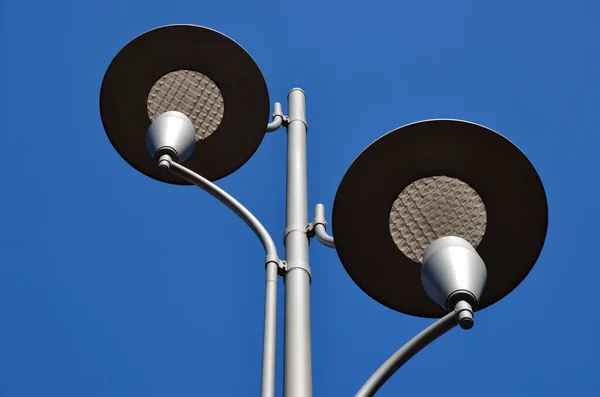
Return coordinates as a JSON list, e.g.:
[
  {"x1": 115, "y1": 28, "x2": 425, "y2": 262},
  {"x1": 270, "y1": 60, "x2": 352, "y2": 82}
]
[
  {"x1": 284, "y1": 88, "x2": 313, "y2": 397},
  {"x1": 162, "y1": 158, "x2": 281, "y2": 397},
  {"x1": 261, "y1": 261, "x2": 279, "y2": 397}
]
